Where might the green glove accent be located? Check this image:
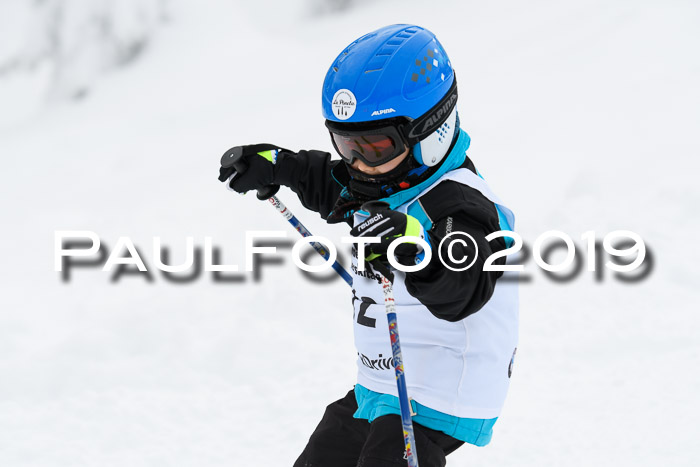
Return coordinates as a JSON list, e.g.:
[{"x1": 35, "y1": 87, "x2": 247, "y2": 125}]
[
  {"x1": 257, "y1": 150, "x2": 277, "y2": 163},
  {"x1": 366, "y1": 252, "x2": 383, "y2": 262},
  {"x1": 403, "y1": 215, "x2": 422, "y2": 240}
]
